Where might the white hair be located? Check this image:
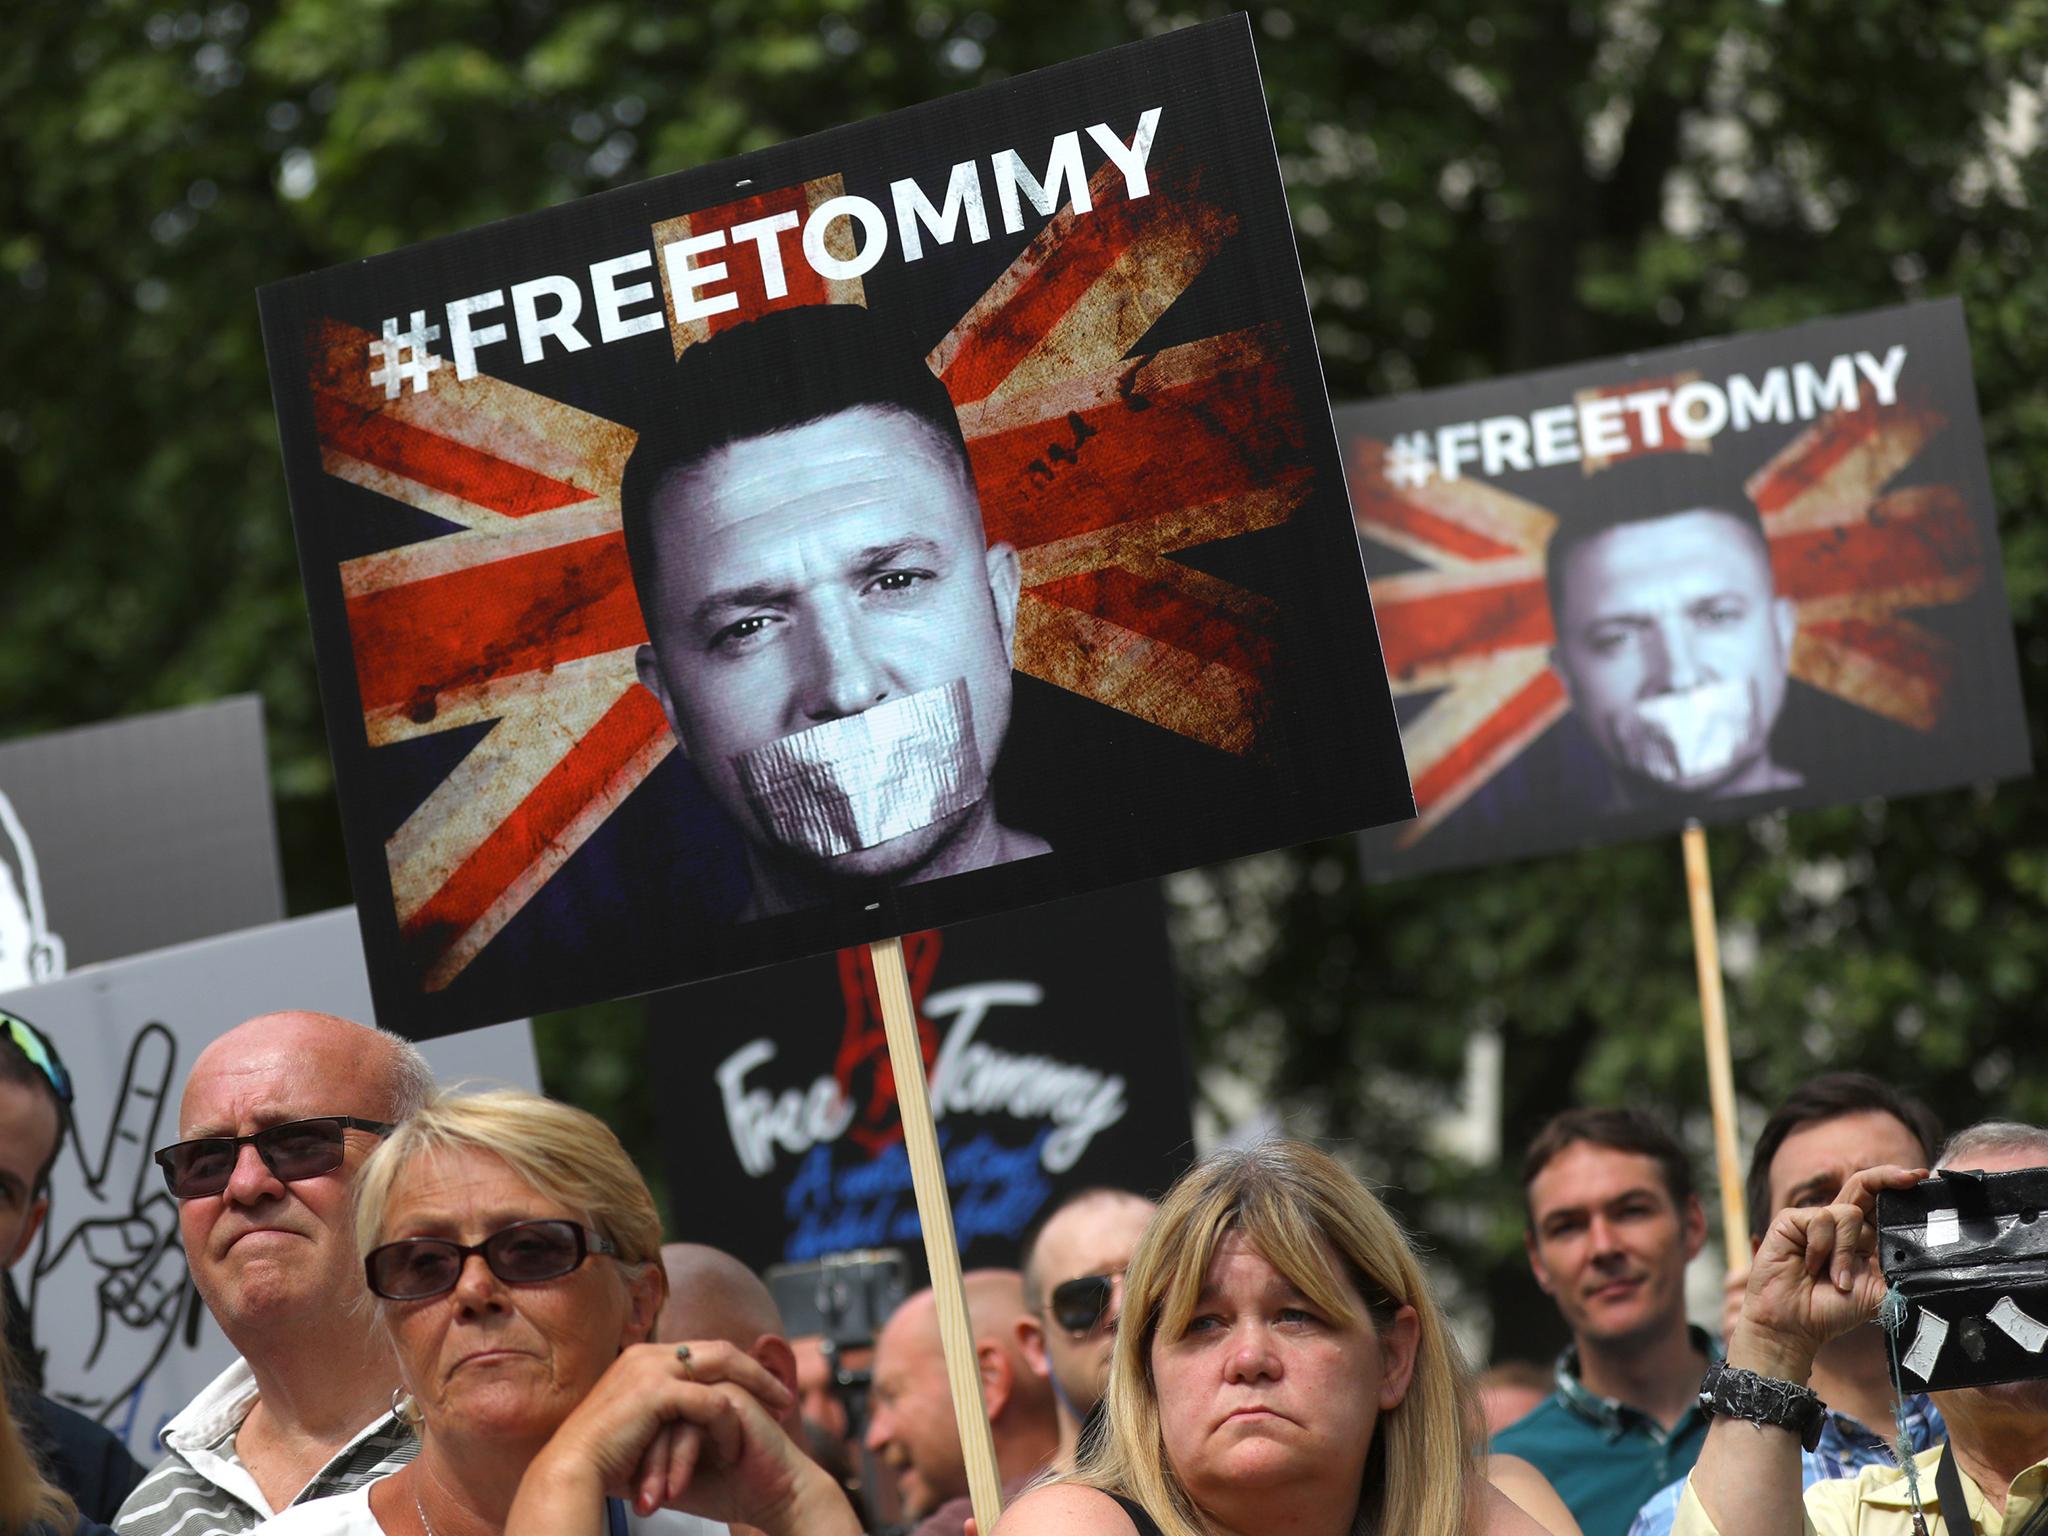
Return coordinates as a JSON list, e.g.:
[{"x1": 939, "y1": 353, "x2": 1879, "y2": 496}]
[
  {"x1": 378, "y1": 1028, "x2": 435, "y2": 1121},
  {"x1": 1937, "y1": 1120, "x2": 2048, "y2": 1170}
]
